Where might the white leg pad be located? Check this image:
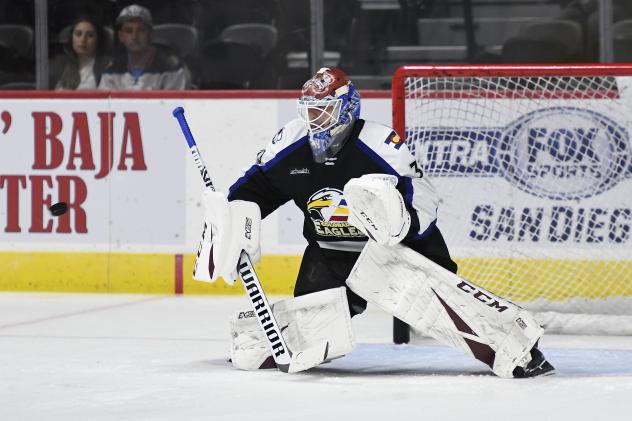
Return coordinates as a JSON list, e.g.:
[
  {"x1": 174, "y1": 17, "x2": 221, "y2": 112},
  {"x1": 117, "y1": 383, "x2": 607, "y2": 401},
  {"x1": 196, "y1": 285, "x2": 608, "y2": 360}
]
[
  {"x1": 230, "y1": 286, "x2": 356, "y2": 371},
  {"x1": 230, "y1": 310, "x2": 274, "y2": 370},
  {"x1": 346, "y1": 242, "x2": 543, "y2": 378}
]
